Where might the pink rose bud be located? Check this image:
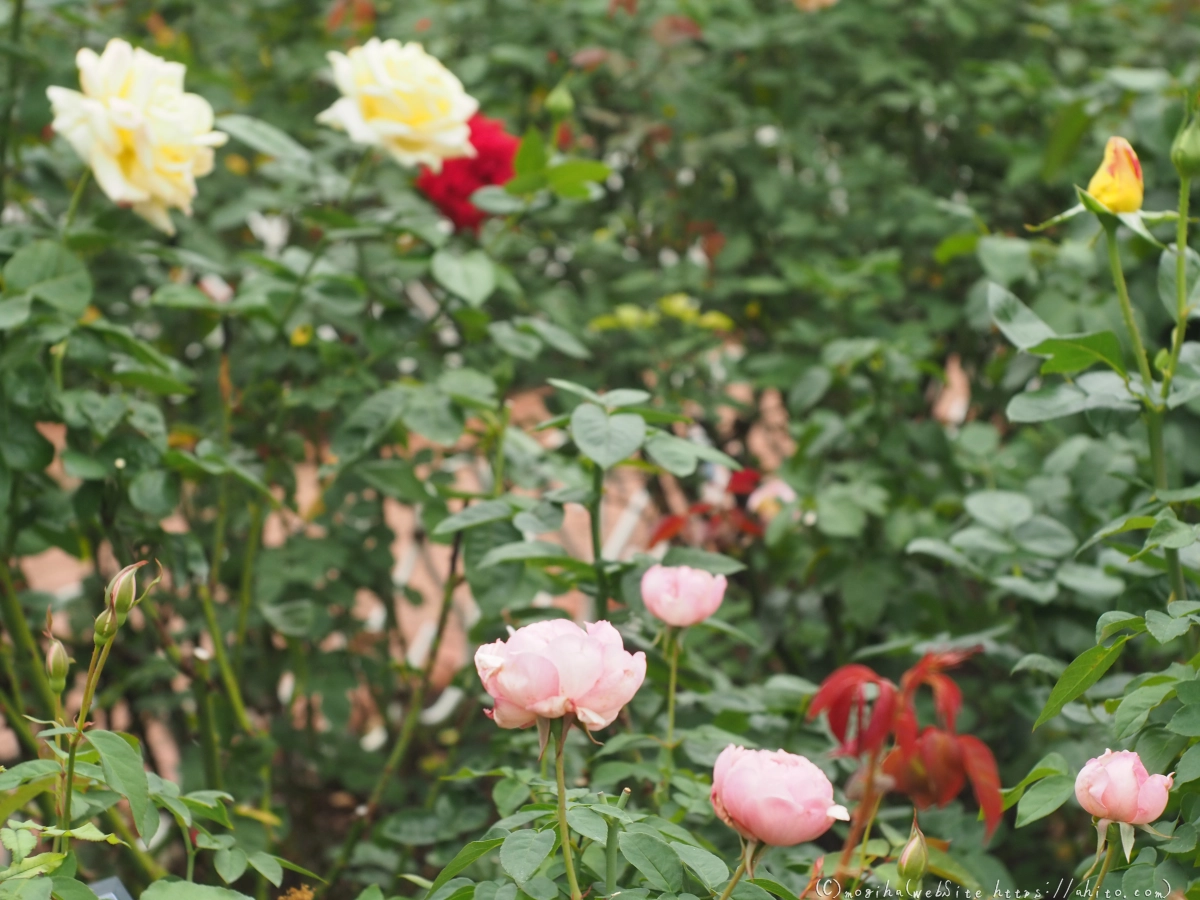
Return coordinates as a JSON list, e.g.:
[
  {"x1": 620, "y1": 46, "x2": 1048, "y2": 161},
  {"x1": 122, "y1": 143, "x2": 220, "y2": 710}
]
[
  {"x1": 640, "y1": 564, "x2": 727, "y2": 627},
  {"x1": 474, "y1": 619, "x2": 646, "y2": 731},
  {"x1": 710, "y1": 745, "x2": 850, "y2": 846},
  {"x1": 1075, "y1": 749, "x2": 1172, "y2": 824}
]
